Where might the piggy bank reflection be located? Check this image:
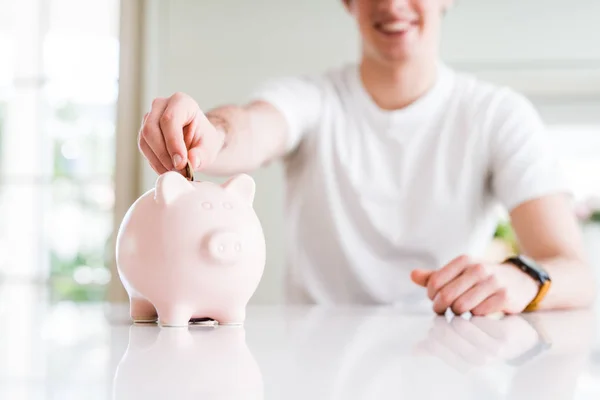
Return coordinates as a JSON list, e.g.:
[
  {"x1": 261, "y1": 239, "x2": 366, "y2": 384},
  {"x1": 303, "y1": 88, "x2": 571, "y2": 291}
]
[
  {"x1": 115, "y1": 172, "x2": 266, "y2": 327},
  {"x1": 113, "y1": 325, "x2": 264, "y2": 400}
]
